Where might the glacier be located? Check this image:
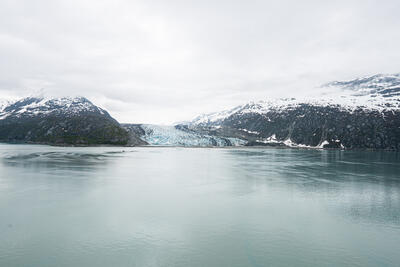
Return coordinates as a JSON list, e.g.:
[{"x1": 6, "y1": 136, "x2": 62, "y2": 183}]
[{"x1": 140, "y1": 124, "x2": 246, "y2": 147}]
